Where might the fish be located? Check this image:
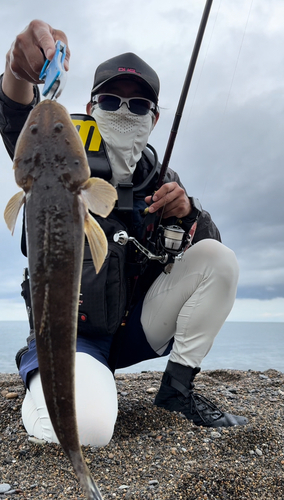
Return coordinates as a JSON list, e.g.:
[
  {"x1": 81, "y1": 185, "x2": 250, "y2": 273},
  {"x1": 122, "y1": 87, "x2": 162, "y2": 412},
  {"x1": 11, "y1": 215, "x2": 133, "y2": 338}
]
[{"x1": 4, "y1": 99, "x2": 118, "y2": 500}]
